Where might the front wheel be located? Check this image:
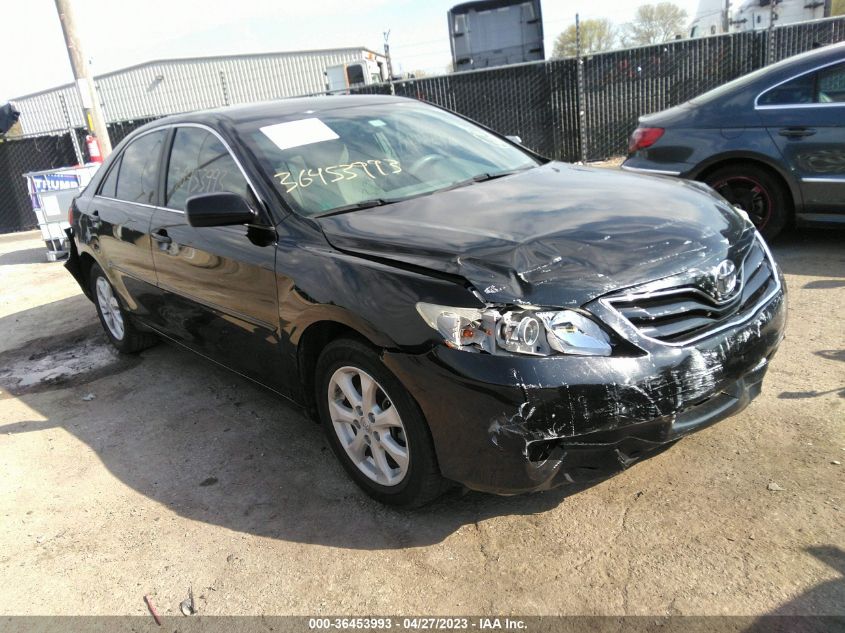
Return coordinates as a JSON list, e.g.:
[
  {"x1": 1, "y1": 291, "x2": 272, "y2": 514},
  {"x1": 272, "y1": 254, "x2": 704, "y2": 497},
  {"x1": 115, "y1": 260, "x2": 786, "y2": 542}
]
[
  {"x1": 315, "y1": 338, "x2": 445, "y2": 507},
  {"x1": 704, "y1": 164, "x2": 790, "y2": 240},
  {"x1": 89, "y1": 264, "x2": 157, "y2": 354}
]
